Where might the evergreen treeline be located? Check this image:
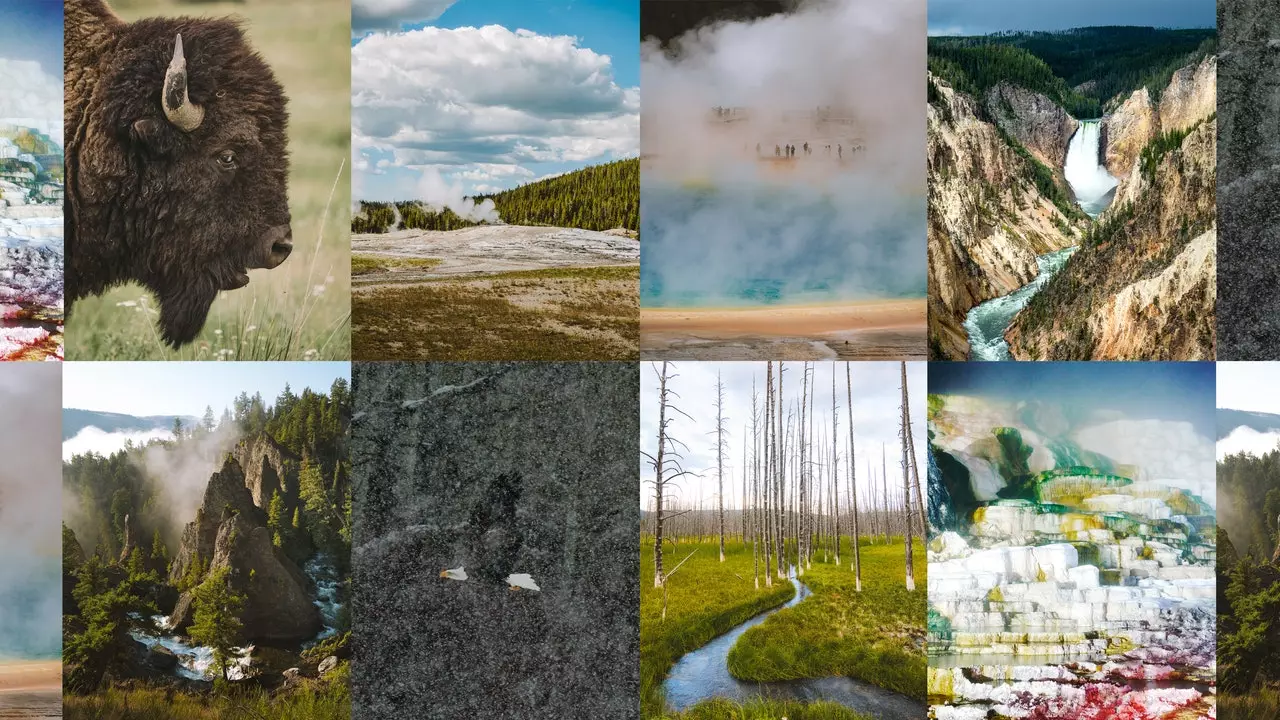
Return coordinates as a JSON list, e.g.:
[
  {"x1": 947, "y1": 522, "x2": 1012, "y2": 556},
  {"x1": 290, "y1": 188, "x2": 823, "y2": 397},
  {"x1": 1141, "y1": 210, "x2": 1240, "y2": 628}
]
[
  {"x1": 928, "y1": 43, "x2": 1099, "y2": 117},
  {"x1": 930, "y1": 27, "x2": 1217, "y2": 118},
  {"x1": 1219, "y1": 449, "x2": 1280, "y2": 699},
  {"x1": 352, "y1": 158, "x2": 639, "y2": 234}
]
